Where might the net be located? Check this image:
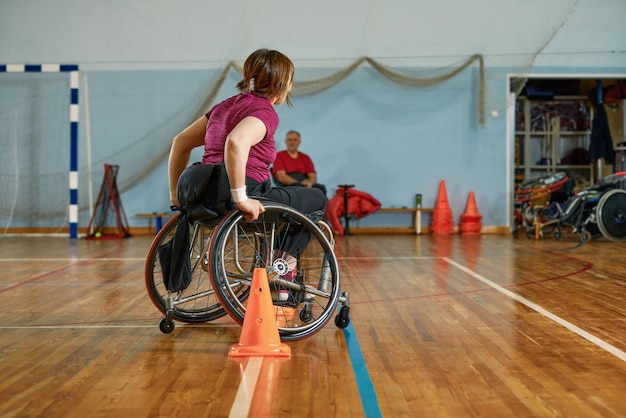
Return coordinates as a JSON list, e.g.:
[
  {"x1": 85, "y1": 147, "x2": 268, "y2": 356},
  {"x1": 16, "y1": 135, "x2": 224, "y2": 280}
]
[
  {"x1": 0, "y1": 58, "x2": 489, "y2": 234},
  {"x1": 0, "y1": 109, "x2": 19, "y2": 233},
  {"x1": 0, "y1": 73, "x2": 70, "y2": 233},
  {"x1": 0, "y1": 0, "x2": 588, "y2": 234}
]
